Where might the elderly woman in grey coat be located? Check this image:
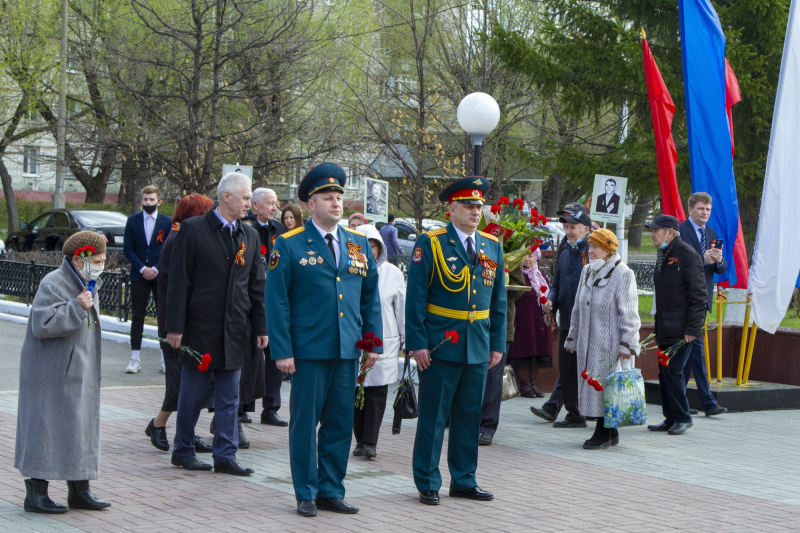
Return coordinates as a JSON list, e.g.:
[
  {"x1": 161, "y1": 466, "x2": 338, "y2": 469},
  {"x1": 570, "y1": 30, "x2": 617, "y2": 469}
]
[
  {"x1": 564, "y1": 229, "x2": 640, "y2": 450},
  {"x1": 15, "y1": 231, "x2": 111, "y2": 513}
]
